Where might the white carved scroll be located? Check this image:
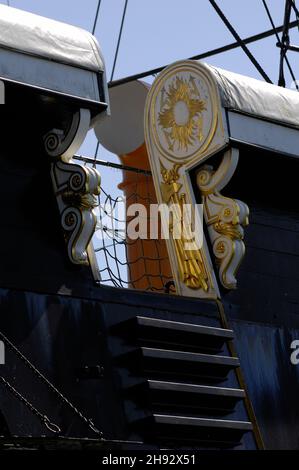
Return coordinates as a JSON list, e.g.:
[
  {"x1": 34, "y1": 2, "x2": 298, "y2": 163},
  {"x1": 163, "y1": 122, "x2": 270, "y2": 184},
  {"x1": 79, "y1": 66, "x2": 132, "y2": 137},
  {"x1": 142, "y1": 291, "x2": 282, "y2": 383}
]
[{"x1": 44, "y1": 108, "x2": 101, "y2": 272}]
